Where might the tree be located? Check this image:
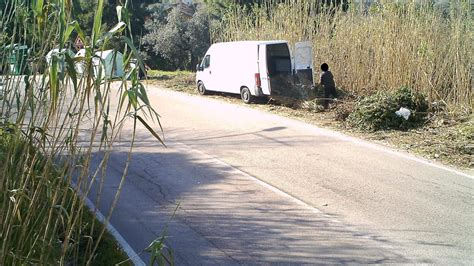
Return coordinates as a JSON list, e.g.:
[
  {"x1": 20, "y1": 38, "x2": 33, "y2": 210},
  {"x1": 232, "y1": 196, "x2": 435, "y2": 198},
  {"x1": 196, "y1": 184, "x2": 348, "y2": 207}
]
[
  {"x1": 72, "y1": 0, "x2": 153, "y2": 50},
  {"x1": 143, "y1": 7, "x2": 189, "y2": 69},
  {"x1": 186, "y1": 6, "x2": 211, "y2": 68},
  {"x1": 143, "y1": 4, "x2": 211, "y2": 70}
]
